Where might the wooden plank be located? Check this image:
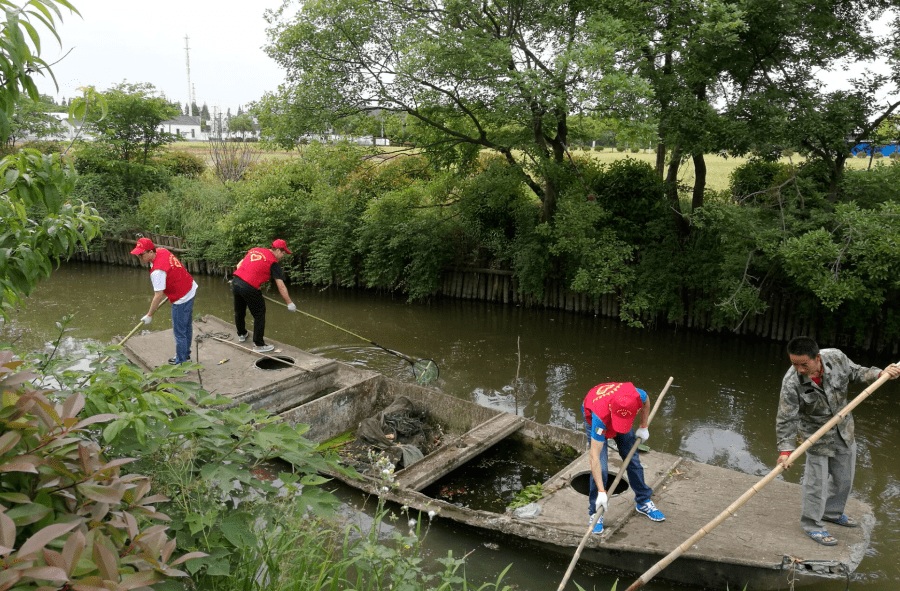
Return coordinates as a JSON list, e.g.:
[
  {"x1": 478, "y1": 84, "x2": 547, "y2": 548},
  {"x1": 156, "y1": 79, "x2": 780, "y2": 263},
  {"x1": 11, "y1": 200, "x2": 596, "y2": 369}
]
[{"x1": 394, "y1": 413, "x2": 525, "y2": 492}]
